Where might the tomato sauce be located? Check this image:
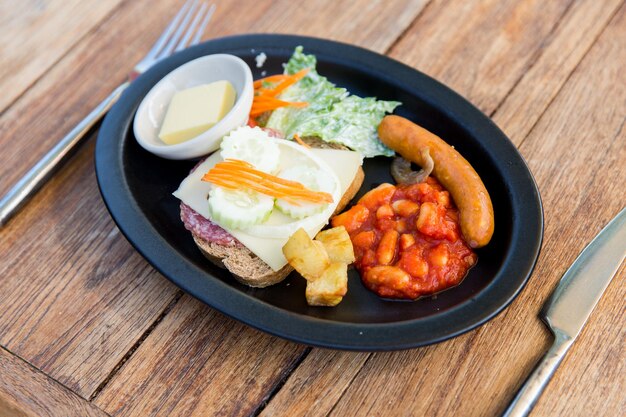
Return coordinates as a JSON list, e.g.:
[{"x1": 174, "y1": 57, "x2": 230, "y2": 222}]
[{"x1": 331, "y1": 178, "x2": 477, "y2": 299}]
